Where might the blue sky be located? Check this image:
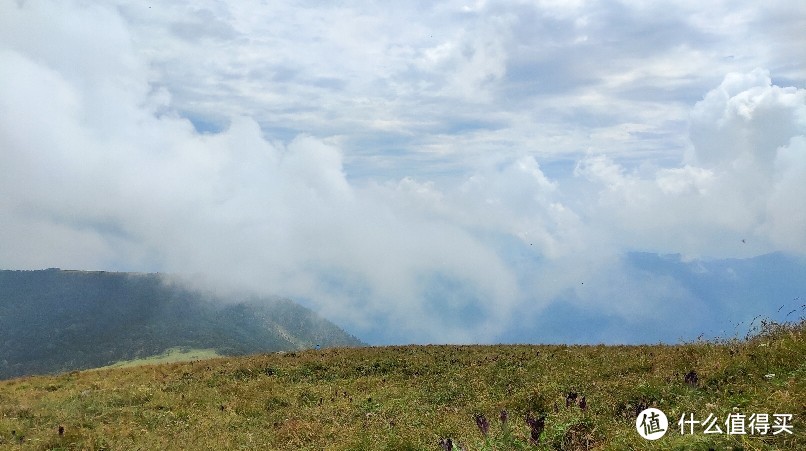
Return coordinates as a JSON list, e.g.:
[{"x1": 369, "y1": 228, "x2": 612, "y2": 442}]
[{"x1": 1, "y1": 0, "x2": 804, "y2": 344}]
